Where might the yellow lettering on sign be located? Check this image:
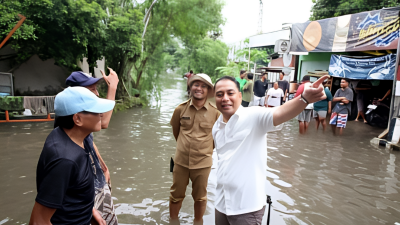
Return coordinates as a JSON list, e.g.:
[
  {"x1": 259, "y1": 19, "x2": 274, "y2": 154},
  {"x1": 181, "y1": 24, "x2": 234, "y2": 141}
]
[{"x1": 358, "y1": 18, "x2": 399, "y2": 40}]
